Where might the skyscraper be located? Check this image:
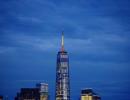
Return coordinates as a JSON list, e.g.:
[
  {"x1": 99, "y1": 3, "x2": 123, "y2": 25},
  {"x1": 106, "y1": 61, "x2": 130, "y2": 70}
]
[{"x1": 55, "y1": 33, "x2": 70, "y2": 100}]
